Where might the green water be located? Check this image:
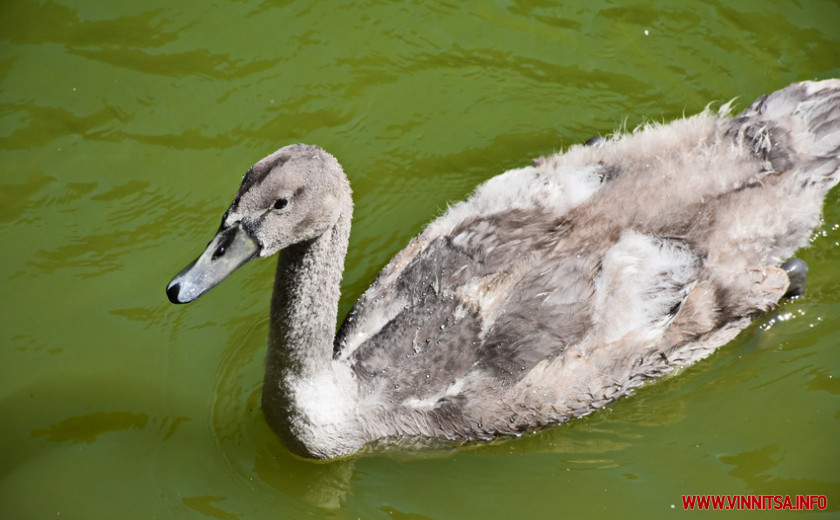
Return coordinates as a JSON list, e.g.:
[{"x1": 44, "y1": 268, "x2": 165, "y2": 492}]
[{"x1": 2, "y1": 0, "x2": 839, "y2": 518}]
